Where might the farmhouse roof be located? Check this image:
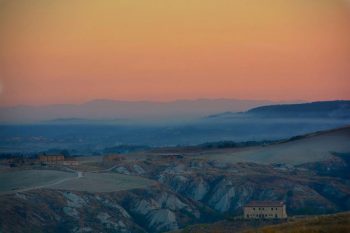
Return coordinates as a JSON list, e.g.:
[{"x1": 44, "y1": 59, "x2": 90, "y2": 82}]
[{"x1": 245, "y1": 201, "x2": 284, "y2": 207}]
